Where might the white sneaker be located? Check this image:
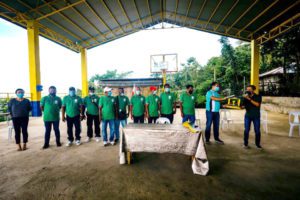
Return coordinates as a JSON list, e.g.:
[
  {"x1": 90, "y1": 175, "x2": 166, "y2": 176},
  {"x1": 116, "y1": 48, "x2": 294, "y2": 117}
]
[
  {"x1": 95, "y1": 137, "x2": 100, "y2": 142},
  {"x1": 103, "y1": 141, "x2": 108, "y2": 147},
  {"x1": 110, "y1": 141, "x2": 115, "y2": 145},
  {"x1": 75, "y1": 140, "x2": 81, "y2": 146},
  {"x1": 66, "y1": 140, "x2": 72, "y2": 147},
  {"x1": 85, "y1": 137, "x2": 91, "y2": 143}
]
